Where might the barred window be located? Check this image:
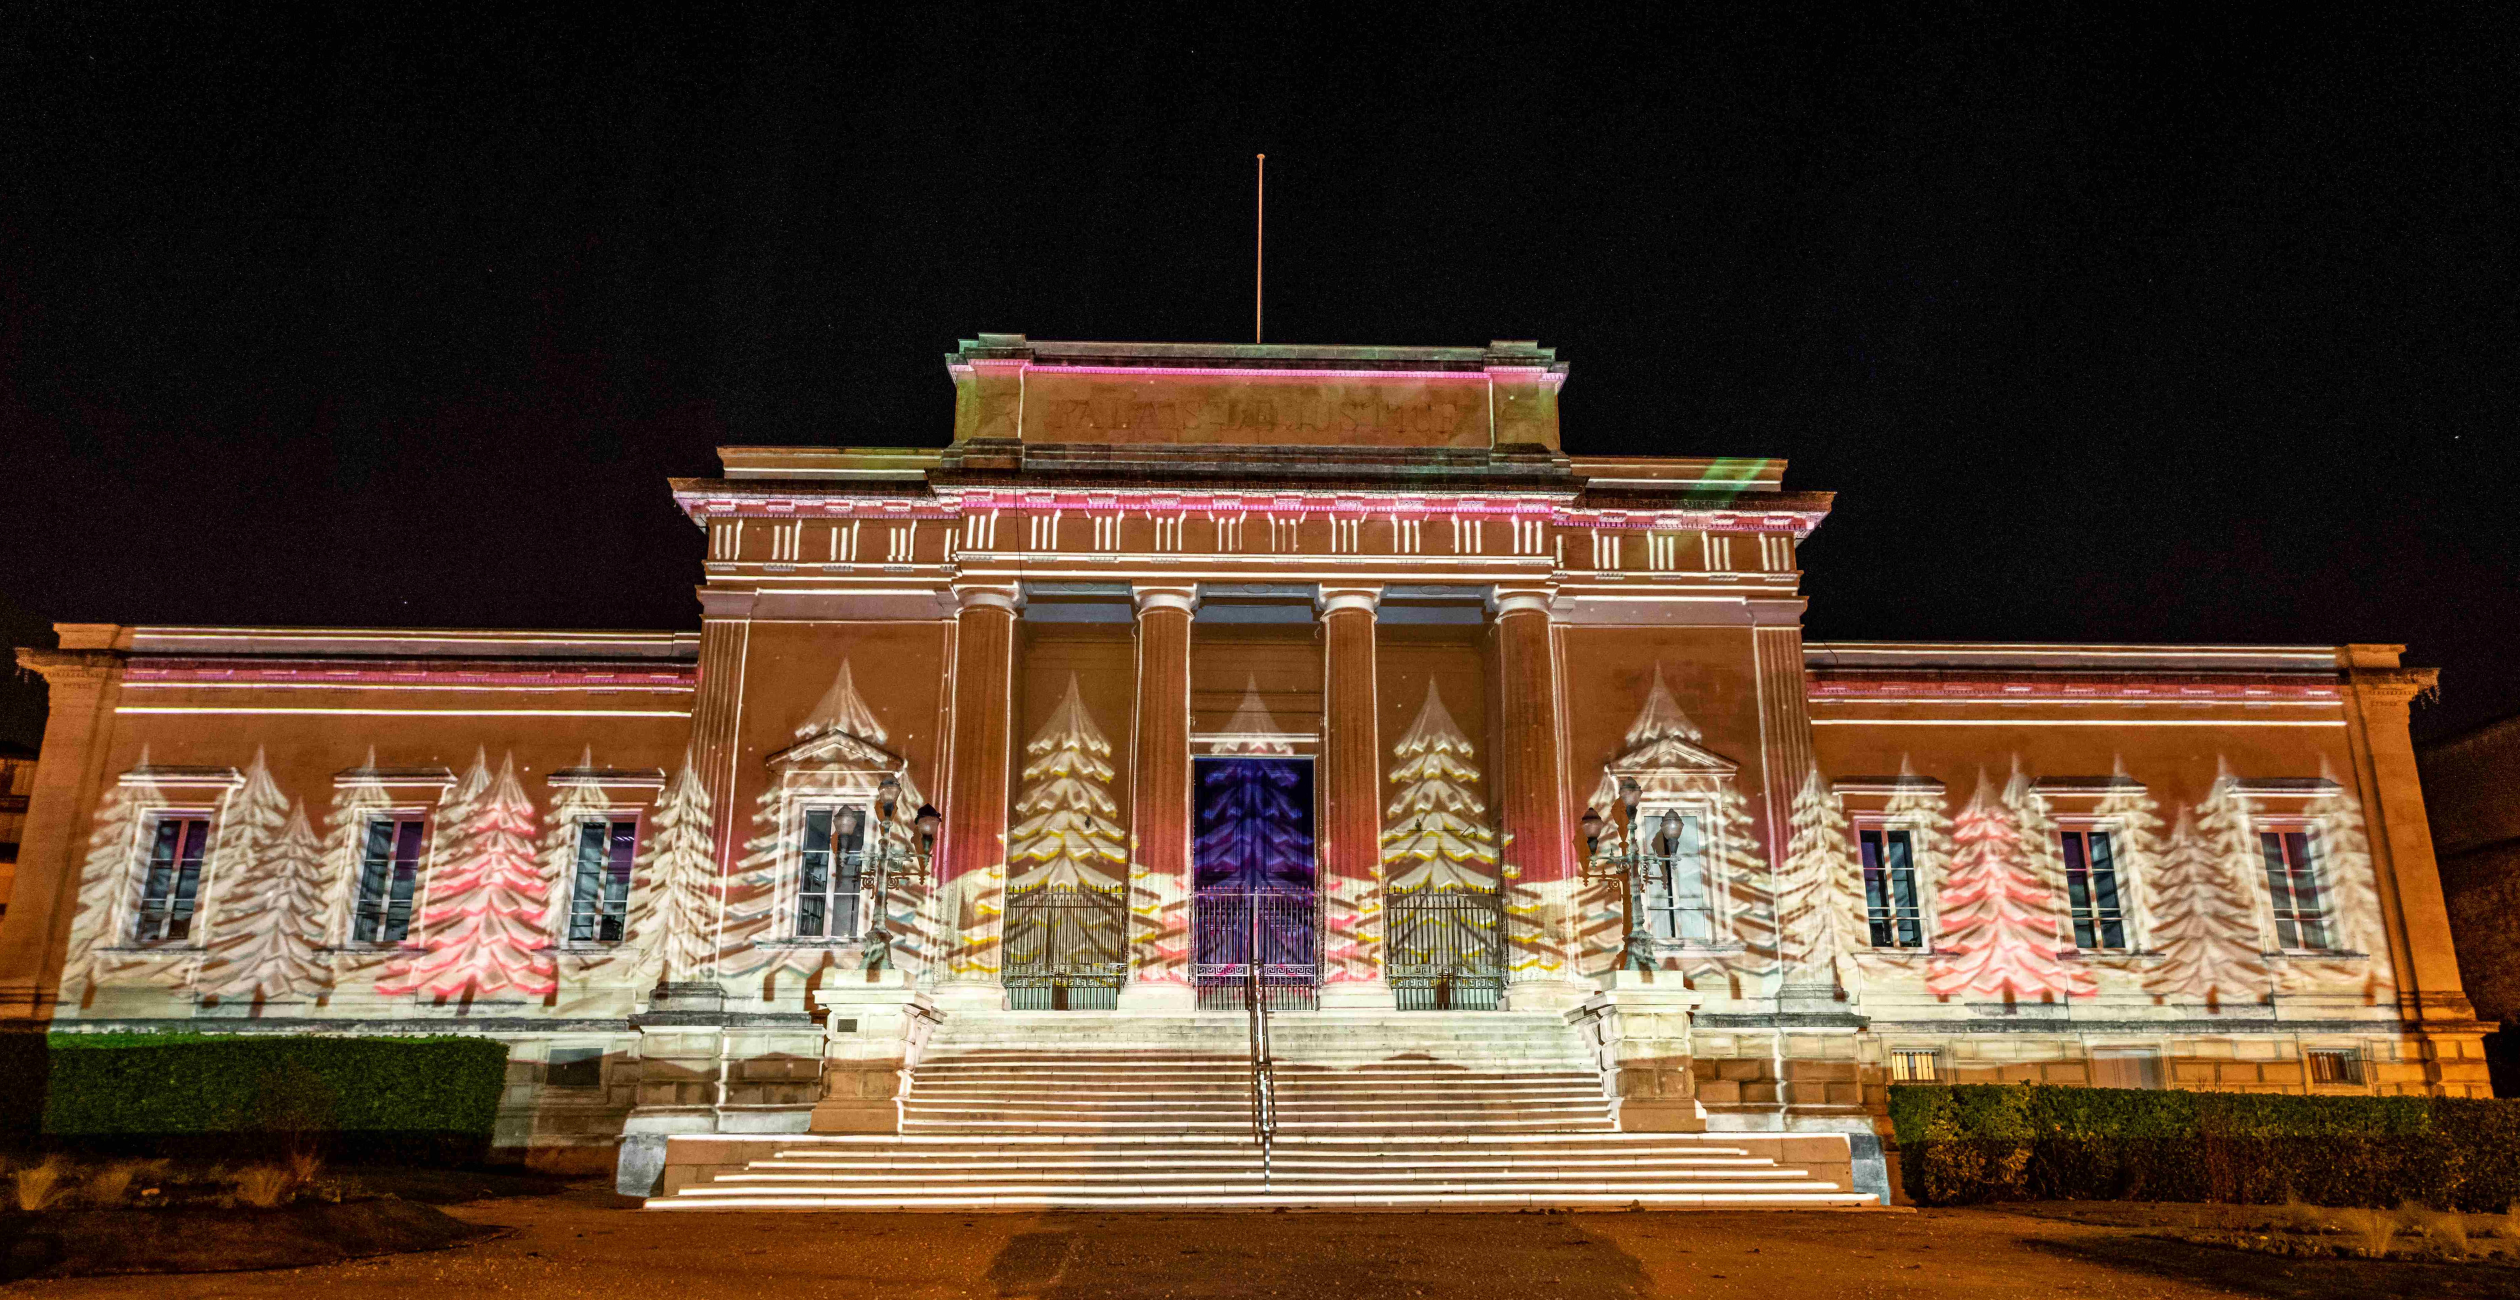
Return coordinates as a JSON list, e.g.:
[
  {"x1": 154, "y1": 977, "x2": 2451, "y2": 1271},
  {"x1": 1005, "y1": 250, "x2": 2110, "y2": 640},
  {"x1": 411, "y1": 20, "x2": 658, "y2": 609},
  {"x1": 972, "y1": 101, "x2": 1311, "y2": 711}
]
[
  {"x1": 1889, "y1": 1048, "x2": 1942, "y2": 1083},
  {"x1": 2308, "y1": 1048, "x2": 2365, "y2": 1086},
  {"x1": 133, "y1": 815, "x2": 211, "y2": 944},
  {"x1": 1858, "y1": 827, "x2": 1925, "y2": 949},
  {"x1": 351, "y1": 816, "x2": 426, "y2": 943},
  {"x1": 797, "y1": 805, "x2": 870, "y2": 939},
  {"x1": 2060, "y1": 828, "x2": 2128, "y2": 951},
  {"x1": 566, "y1": 818, "x2": 638, "y2": 944},
  {"x1": 2260, "y1": 829, "x2": 2332, "y2": 951}
]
